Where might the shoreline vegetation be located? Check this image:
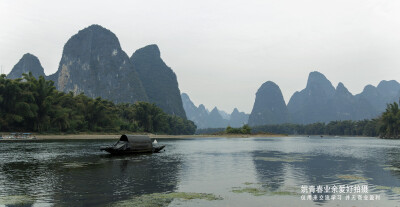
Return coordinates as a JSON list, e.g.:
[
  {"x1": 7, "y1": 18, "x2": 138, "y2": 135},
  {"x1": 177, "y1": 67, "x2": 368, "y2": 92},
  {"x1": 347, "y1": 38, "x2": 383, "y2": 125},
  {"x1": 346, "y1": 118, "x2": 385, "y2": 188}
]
[
  {"x1": 32, "y1": 133, "x2": 287, "y2": 140},
  {"x1": 0, "y1": 74, "x2": 196, "y2": 135},
  {"x1": 2, "y1": 125, "x2": 287, "y2": 139},
  {"x1": 2, "y1": 73, "x2": 400, "y2": 139},
  {"x1": 198, "y1": 103, "x2": 400, "y2": 139}
]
